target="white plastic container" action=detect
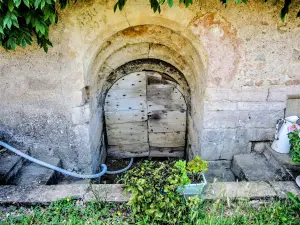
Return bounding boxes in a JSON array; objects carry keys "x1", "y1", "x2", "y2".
[
  {"x1": 177, "y1": 173, "x2": 207, "y2": 196},
  {"x1": 271, "y1": 116, "x2": 299, "y2": 154}
]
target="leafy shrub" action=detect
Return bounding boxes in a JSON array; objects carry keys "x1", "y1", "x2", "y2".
[
  {"x1": 186, "y1": 156, "x2": 208, "y2": 173},
  {"x1": 0, "y1": 0, "x2": 60, "y2": 52},
  {"x1": 120, "y1": 159, "x2": 209, "y2": 224},
  {"x1": 186, "y1": 156, "x2": 208, "y2": 183},
  {"x1": 288, "y1": 124, "x2": 300, "y2": 164}
]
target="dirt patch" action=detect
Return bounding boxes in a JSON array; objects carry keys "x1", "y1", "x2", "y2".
[
  {"x1": 99, "y1": 157, "x2": 175, "y2": 184},
  {"x1": 100, "y1": 158, "x2": 138, "y2": 184}
]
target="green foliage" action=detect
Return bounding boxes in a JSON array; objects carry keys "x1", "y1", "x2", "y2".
[
  {"x1": 186, "y1": 156, "x2": 208, "y2": 182},
  {"x1": 1, "y1": 192, "x2": 300, "y2": 224},
  {"x1": 288, "y1": 125, "x2": 300, "y2": 164},
  {"x1": 1, "y1": 197, "x2": 131, "y2": 225},
  {"x1": 0, "y1": 0, "x2": 60, "y2": 52},
  {"x1": 0, "y1": 0, "x2": 299, "y2": 52},
  {"x1": 186, "y1": 156, "x2": 208, "y2": 173},
  {"x1": 120, "y1": 160, "x2": 191, "y2": 224}
]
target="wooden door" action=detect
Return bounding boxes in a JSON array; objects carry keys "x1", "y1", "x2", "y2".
[{"x1": 105, "y1": 71, "x2": 186, "y2": 158}]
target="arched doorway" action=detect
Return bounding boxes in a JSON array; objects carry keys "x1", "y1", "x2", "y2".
[
  {"x1": 84, "y1": 22, "x2": 207, "y2": 172},
  {"x1": 104, "y1": 71, "x2": 187, "y2": 158}
]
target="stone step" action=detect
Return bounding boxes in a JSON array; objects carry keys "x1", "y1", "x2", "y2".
[
  {"x1": 263, "y1": 144, "x2": 300, "y2": 179},
  {"x1": 0, "y1": 151, "x2": 27, "y2": 185},
  {"x1": 11, "y1": 155, "x2": 62, "y2": 185},
  {"x1": 206, "y1": 160, "x2": 236, "y2": 182},
  {"x1": 231, "y1": 153, "x2": 291, "y2": 181}
]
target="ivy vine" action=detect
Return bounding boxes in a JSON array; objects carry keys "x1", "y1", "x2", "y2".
[{"x1": 0, "y1": 0, "x2": 299, "y2": 52}]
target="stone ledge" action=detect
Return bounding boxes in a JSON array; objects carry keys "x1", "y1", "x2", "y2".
[
  {"x1": 269, "y1": 181, "x2": 300, "y2": 198},
  {"x1": 202, "y1": 181, "x2": 276, "y2": 199},
  {"x1": 0, "y1": 182, "x2": 299, "y2": 205}
]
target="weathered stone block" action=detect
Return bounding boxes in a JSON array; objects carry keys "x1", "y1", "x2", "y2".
[
  {"x1": 201, "y1": 129, "x2": 226, "y2": 142},
  {"x1": 11, "y1": 155, "x2": 61, "y2": 185},
  {"x1": 72, "y1": 104, "x2": 90, "y2": 125},
  {"x1": 268, "y1": 85, "x2": 300, "y2": 101},
  {"x1": 200, "y1": 141, "x2": 223, "y2": 161},
  {"x1": 204, "y1": 88, "x2": 231, "y2": 101},
  {"x1": 286, "y1": 98, "x2": 300, "y2": 117},
  {"x1": 222, "y1": 139, "x2": 249, "y2": 159},
  {"x1": 205, "y1": 87, "x2": 268, "y2": 102},
  {"x1": 238, "y1": 110, "x2": 284, "y2": 128},
  {"x1": 204, "y1": 101, "x2": 238, "y2": 111},
  {"x1": 203, "y1": 182, "x2": 277, "y2": 200},
  {"x1": 246, "y1": 128, "x2": 275, "y2": 141},
  {"x1": 231, "y1": 153, "x2": 289, "y2": 181},
  {"x1": 230, "y1": 87, "x2": 269, "y2": 102},
  {"x1": 269, "y1": 181, "x2": 300, "y2": 198},
  {"x1": 203, "y1": 111, "x2": 239, "y2": 128},
  {"x1": 238, "y1": 102, "x2": 286, "y2": 111}
]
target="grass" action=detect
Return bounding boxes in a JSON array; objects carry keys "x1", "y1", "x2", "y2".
[{"x1": 0, "y1": 196, "x2": 299, "y2": 225}]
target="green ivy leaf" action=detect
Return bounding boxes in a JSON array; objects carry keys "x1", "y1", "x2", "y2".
[
  {"x1": 23, "y1": 0, "x2": 30, "y2": 7},
  {"x1": 12, "y1": 18, "x2": 19, "y2": 28},
  {"x1": 14, "y1": 0, "x2": 22, "y2": 7},
  {"x1": 35, "y1": 21, "x2": 46, "y2": 34},
  {"x1": 8, "y1": 0, "x2": 15, "y2": 12},
  {"x1": 280, "y1": 0, "x2": 292, "y2": 21},
  {"x1": 40, "y1": 0, "x2": 46, "y2": 9},
  {"x1": 34, "y1": 0, "x2": 42, "y2": 9},
  {"x1": 7, "y1": 37, "x2": 17, "y2": 49},
  {"x1": 21, "y1": 39, "x2": 27, "y2": 48},
  {"x1": 167, "y1": 0, "x2": 173, "y2": 8},
  {"x1": 3, "y1": 13, "x2": 13, "y2": 29}
]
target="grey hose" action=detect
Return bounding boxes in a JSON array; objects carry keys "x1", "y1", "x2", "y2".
[{"x1": 0, "y1": 141, "x2": 133, "y2": 179}]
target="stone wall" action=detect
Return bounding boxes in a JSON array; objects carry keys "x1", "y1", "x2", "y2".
[{"x1": 0, "y1": 0, "x2": 299, "y2": 172}]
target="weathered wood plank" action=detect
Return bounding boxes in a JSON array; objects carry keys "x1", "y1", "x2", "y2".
[
  {"x1": 147, "y1": 99, "x2": 186, "y2": 112},
  {"x1": 105, "y1": 97, "x2": 147, "y2": 112},
  {"x1": 148, "y1": 121, "x2": 186, "y2": 132},
  {"x1": 147, "y1": 84, "x2": 186, "y2": 112},
  {"x1": 149, "y1": 147, "x2": 184, "y2": 158},
  {"x1": 149, "y1": 132, "x2": 185, "y2": 147},
  {"x1": 109, "y1": 72, "x2": 146, "y2": 90},
  {"x1": 147, "y1": 84, "x2": 176, "y2": 98},
  {"x1": 148, "y1": 111, "x2": 186, "y2": 132},
  {"x1": 107, "y1": 144, "x2": 149, "y2": 158},
  {"x1": 106, "y1": 87, "x2": 146, "y2": 100},
  {"x1": 108, "y1": 144, "x2": 149, "y2": 153},
  {"x1": 107, "y1": 150, "x2": 149, "y2": 158},
  {"x1": 107, "y1": 122, "x2": 148, "y2": 145},
  {"x1": 105, "y1": 110, "x2": 147, "y2": 125},
  {"x1": 148, "y1": 111, "x2": 186, "y2": 123}
]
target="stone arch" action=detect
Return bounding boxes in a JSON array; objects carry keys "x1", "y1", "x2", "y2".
[{"x1": 84, "y1": 20, "x2": 207, "y2": 172}]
